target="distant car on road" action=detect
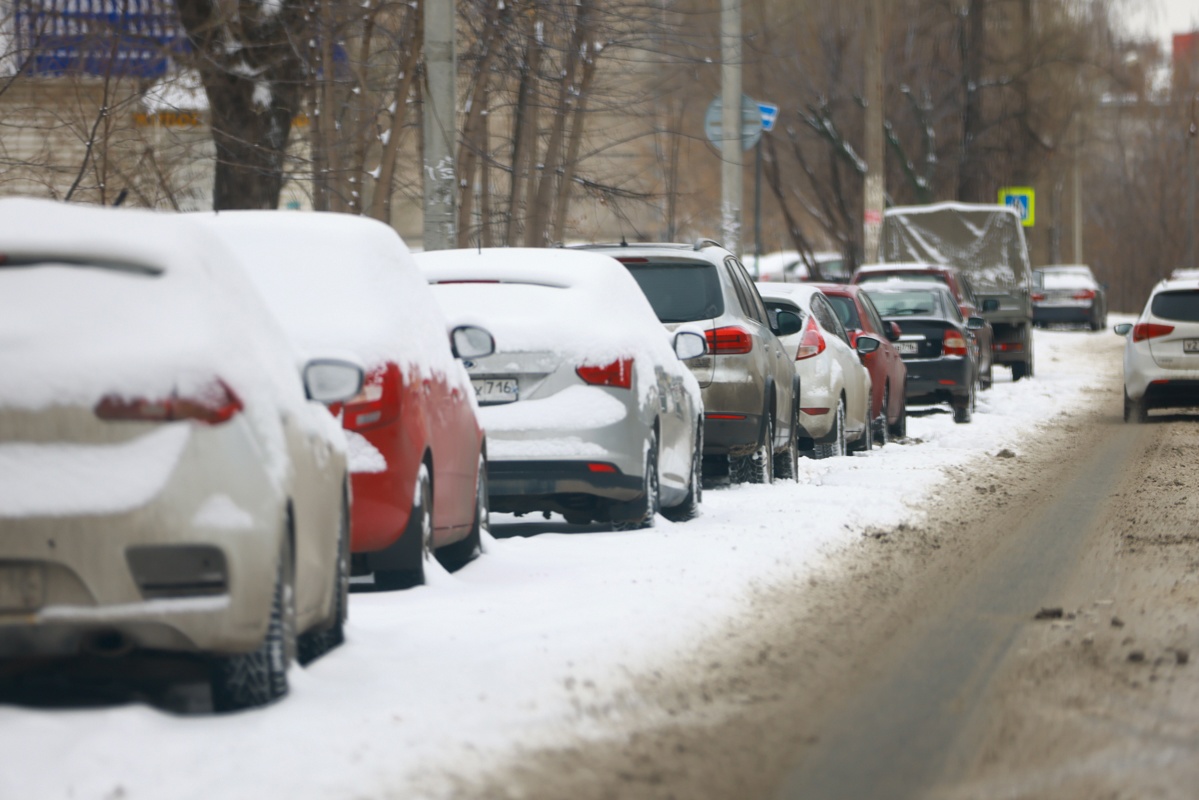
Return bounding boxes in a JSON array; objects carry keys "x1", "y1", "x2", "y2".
[
  {"x1": 862, "y1": 280, "x2": 987, "y2": 424},
  {"x1": 417, "y1": 248, "x2": 706, "y2": 528},
  {"x1": 0, "y1": 199, "x2": 363, "y2": 711},
  {"x1": 1032, "y1": 265, "x2": 1107, "y2": 331},
  {"x1": 575, "y1": 241, "x2": 803, "y2": 483},
  {"x1": 756, "y1": 283, "x2": 876, "y2": 458},
  {"x1": 752, "y1": 250, "x2": 851, "y2": 283},
  {"x1": 1115, "y1": 276, "x2": 1199, "y2": 422}
]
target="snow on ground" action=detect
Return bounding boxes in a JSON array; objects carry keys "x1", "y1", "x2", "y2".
[{"x1": 0, "y1": 326, "x2": 1127, "y2": 800}]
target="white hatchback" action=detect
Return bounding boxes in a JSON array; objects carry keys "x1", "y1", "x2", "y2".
[{"x1": 1115, "y1": 278, "x2": 1199, "y2": 422}]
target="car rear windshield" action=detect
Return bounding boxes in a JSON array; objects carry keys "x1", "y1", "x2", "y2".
[
  {"x1": 1151, "y1": 290, "x2": 1199, "y2": 322},
  {"x1": 621, "y1": 261, "x2": 724, "y2": 323},
  {"x1": 823, "y1": 295, "x2": 861, "y2": 330},
  {"x1": 859, "y1": 272, "x2": 945, "y2": 285},
  {"x1": 864, "y1": 290, "x2": 944, "y2": 318}
]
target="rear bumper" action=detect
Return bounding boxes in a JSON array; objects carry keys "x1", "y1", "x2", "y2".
[
  {"x1": 702, "y1": 413, "x2": 763, "y2": 456},
  {"x1": 902, "y1": 357, "x2": 973, "y2": 404},
  {"x1": 1034, "y1": 305, "x2": 1094, "y2": 324},
  {"x1": 488, "y1": 460, "x2": 644, "y2": 515},
  {"x1": 1130, "y1": 378, "x2": 1199, "y2": 409}
]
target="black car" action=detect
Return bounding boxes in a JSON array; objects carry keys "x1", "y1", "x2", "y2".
[{"x1": 860, "y1": 281, "x2": 987, "y2": 424}]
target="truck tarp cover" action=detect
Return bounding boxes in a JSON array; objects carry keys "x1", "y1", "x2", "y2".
[{"x1": 880, "y1": 203, "x2": 1030, "y2": 293}]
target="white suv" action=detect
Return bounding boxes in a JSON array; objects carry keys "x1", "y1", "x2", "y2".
[{"x1": 1115, "y1": 277, "x2": 1199, "y2": 422}]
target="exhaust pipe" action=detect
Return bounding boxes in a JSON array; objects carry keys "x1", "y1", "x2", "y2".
[{"x1": 82, "y1": 630, "x2": 135, "y2": 658}]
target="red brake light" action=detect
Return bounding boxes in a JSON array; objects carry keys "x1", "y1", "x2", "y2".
[
  {"x1": 705, "y1": 326, "x2": 753, "y2": 355},
  {"x1": 1072, "y1": 289, "x2": 1096, "y2": 301},
  {"x1": 1031, "y1": 292, "x2": 1046, "y2": 302},
  {"x1": 94, "y1": 380, "x2": 243, "y2": 425},
  {"x1": 576, "y1": 358, "x2": 633, "y2": 389},
  {"x1": 338, "y1": 363, "x2": 402, "y2": 431},
  {"x1": 795, "y1": 317, "x2": 826, "y2": 360},
  {"x1": 1132, "y1": 323, "x2": 1174, "y2": 342},
  {"x1": 942, "y1": 331, "x2": 968, "y2": 356}
]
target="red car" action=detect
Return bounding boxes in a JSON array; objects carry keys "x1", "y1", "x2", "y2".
[
  {"x1": 197, "y1": 212, "x2": 494, "y2": 590},
  {"x1": 812, "y1": 283, "x2": 909, "y2": 442}
]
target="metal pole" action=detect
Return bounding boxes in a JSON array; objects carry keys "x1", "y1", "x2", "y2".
[
  {"x1": 423, "y1": 0, "x2": 457, "y2": 251},
  {"x1": 720, "y1": 0, "x2": 742, "y2": 256},
  {"x1": 754, "y1": 138, "x2": 762, "y2": 275},
  {"x1": 1189, "y1": 93, "x2": 1197, "y2": 272},
  {"x1": 862, "y1": 0, "x2": 884, "y2": 263}
]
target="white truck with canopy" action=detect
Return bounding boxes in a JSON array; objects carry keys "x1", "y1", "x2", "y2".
[{"x1": 877, "y1": 202, "x2": 1035, "y2": 380}]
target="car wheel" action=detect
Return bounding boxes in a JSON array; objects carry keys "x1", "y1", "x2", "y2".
[
  {"x1": 980, "y1": 358, "x2": 993, "y2": 390},
  {"x1": 298, "y1": 491, "x2": 350, "y2": 666},
  {"x1": 749, "y1": 414, "x2": 774, "y2": 484},
  {"x1": 953, "y1": 384, "x2": 974, "y2": 424},
  {"x1": 211, "y1": 533, "x2": 296, "y2": 712},
  {"x1": 374, "y1": 465, "x2": 432, "y2": 590},
  {"x1": 613, "y1": 430, "x2": 660, "y2": 530},
  {"x1": 436, "y1": 455, "x2": 488, "y2": 571},
  {"x1": 1124, "y1": 390, "x2": 1148, "y2": 424},
  {"x1": 874, "y1": 385, "x2": 890, "y2": 447},
  {"x1": 664, "y1": 422, "x2": 703, "y2": 522},
  {"x1": 1011, "y1": 361, "x2": 1027, "y2": 381},
  {"x1": 773, "y1": 406, "x2": 800, "y2": 481},
  {"x1": 888, "y1": 384, "x2": 907, "y2": 439},
  {"x1": 813, "y1": 399, "x2": 847, "y2": 459}
]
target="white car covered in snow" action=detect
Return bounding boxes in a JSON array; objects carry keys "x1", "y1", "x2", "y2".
[
  {"x1": 756, "y1": 282, "x2": 876, "y2": 457},
  {"x1": 1115, "y1": 276, "x2": 1199, "y2": 422},
  {"x1": 416, "y1": 248, "x2": 706, "y2": 528},
  {"x1": 0, "y1": 199, "x2": 362, "y2": 711}
]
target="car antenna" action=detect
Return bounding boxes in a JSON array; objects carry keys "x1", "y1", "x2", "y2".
[{"x1": 620, "y1": 235, "x2": 627, "y2": 247}]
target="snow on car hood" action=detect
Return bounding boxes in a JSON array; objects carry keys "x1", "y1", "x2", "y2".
[{"x1": 191, "y1": 211, "x2": 463, "y2": 391}]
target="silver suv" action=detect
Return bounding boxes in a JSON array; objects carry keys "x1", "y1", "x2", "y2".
[{"x1": 574, "y1": 241, "x2": 802, "y2": 483}]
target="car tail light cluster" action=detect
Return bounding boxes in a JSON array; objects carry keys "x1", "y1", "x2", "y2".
[
  {"x1": 795, "y1": 317, "x2": 826, "y2": 360},
  {"x1": 577, "y1": 358, "x2": 633, "y2": 389},
  {"x1": 94, "y1": 381, "x2": 243, "y2": 425},
  {"x1": 1031, "y1": 292, "x2": 1046, "y2": 302},
  {"x1": 705, "y1": 326, "x2": 753, "y2": 355},
  {"x1": 1072, "y1": 289, "x2": 1096, "y2": 301},
  {"x1": 1132, "y1": 323, "x2": 1174, "y2": 342},
  {"x1": 942, "y1": 331, "x2": 968, "y2": 356},
  {"x1": 334, "y1": 362, "x2": 402, "y2": 431}
]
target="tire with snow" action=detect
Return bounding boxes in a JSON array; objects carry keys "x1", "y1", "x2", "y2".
[
  {"x1": 774, "y1": 406, "x2": 800, "y2": 480},
  {"x1": 211, "y1": 535, "x2": 295, "y2": 712},
  {"x1": 888, "y1": 385, "x2": 908, "y2": 440},
  {"x1": 298, "y1": 492, "x2": 349, "y2": 666},
  {"x1": 375, "y1": 465, "x2": 432, "y2": 590},
  {"x1": 612, "y1": 430, "x2": 660, "y2": 530},
  {"x1": 663, "y1": 423, "x2": 702, "y2": 522},
  {"x1": 813, "y1": 399, "x2": 847, "y2": 459},
  {"x1": 1124, "y1": 391, "x2": 1148, "y2": 424},
  {"x1": 436, "y1": 455, "x2": 488, "y2": 571},
  {"x1": 873, "y1": 385, "x2": 890, "y2": 447},
  {"x1": 749, "y1": 414, "x2": 775, "y2": 484}
]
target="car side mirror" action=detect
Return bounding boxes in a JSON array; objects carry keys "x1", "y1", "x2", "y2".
[
  {"x1": 855, "y1": 334, "x2": 881, "y2": 356},
  {"x1": 673, "y1": 330, "x2": 707, "y2": 360},
  {"x1": 982, "y1": 298, "x2": 1000, "y2": 312},
  {"x1": 966, "y1": 316, "x2": 987, "y2": 330},
  {"x1": 450, "y1": 325, "x2": 495, "y2": 359},
  {"x1": 886, "y1": 321, "x2": 902, "y2": 341},
  {"x1": 1113, "y1": 323, "x2": 1132, "y2": 336},
  {"x1": 303, "y1": 359, "x2": 364, "y2": 403},
  {"x1": 772, "y1": 309, "x2": 803, "y2": 337}
]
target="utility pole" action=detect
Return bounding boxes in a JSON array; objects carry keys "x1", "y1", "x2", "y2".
[
  {"x1": 862, "y1": 0, "x2": 884, "y2": 263},
  {"x1": 423, "y1": 0, "x2": 457, "y2": 251},
  {"x1": 720, "y1": 0, "x2": 742, "y2": 255},
  {"x1": 1189, "y1": 92, "x2": 1198, "y2": 272}
]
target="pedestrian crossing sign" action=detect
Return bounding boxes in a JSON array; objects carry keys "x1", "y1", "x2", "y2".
[{"x1": 998, "y1": 187, "x2": 1035, "y2": 227}]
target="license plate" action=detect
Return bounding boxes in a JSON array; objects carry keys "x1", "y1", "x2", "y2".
[
  {"x1": 472, "y1": 378, "x2": 518, "y2": 404},
  {"x1": 0, "y1": 564, "x2": 44, "y2": 611},
  {"x1": 1185, "y1": 339, "x2": 1199, "y2": 353},
  {"x1": 896, "y1": 342, "x2": 920, "y2": 355}
]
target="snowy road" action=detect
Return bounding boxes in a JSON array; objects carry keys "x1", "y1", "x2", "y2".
[{"x1": 1, "y1": 325, "x2": 1129, "y2": 800}]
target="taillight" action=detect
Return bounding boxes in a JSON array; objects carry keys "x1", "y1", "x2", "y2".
[
  {"x1": 705, "y1": 326, "x2": 753, "y2": 355},
  {"x1": 577, "y1": 358, "x2": 633, "y2": 389},
  {"x1": 1031, "y1": 292, "x2": 1046, "y2": 302},
  {"x1": 943, "y1": 331, "x2": 968, "y2": 356},
  {"x1": 94, "y1": 380, "x2": 243, "y2": 425},
  {"x1": 338, "y1": 363, "x2": 402, "y2": 431},
  {"x1": 795, "y1": 317, "x2": 826, "y2": 360},
  {"x1": 1132, "y1": 323, "x2": 1174, "y2": 342},
  {"x1": 1072, "y1": 289, "x2": 1096, "y2": 301}
]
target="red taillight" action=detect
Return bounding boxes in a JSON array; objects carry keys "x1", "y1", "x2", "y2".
[
  {"x1": 1031, "y1": 292, "x2": 1046, "y2": 302},
  {"x1": 337, "y1": 363, "x2": 402, "y2": 431},
  {"x1": 705, "y1": 326, "x2": 753, "y2": 355},
  {"x1": 1132, "y1": 323, "x2": 1175, "y2": 342},
  {"x1": 1072, "y1": 289, "x2": 1096, "y2": 301},
  {"x1": 587, "y1": 462, "x2": 619, "y2": 473},
  {"x1": 943, "y1": 331, "x2": 968, "y2": 356},
  {"x1": 576, "y1": 358, "x2": 633, "y2": 389},
  {"x1": 795, "y1": 317, "x2": 826, "y2": 360},
  {"x1": 94, "y1": 381, "x2": 243, "y2": 425}
]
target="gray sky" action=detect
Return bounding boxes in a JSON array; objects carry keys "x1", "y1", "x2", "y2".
[{"x1": 1122, "y1": 0, "x2": 1199, "y2": 49}]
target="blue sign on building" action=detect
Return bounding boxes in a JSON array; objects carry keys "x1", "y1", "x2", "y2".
[{"x1": 14, "y1": 0, "x2": 189, "y2": 79}]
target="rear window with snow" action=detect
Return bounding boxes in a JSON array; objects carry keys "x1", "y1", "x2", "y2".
[
  {"x1": 620, "y1": 261, "x2": 723, "y2": 323},
  {"x1": 1151, "y1": 290, "x2": 1199, "y2": 322},
  {"x1": 858, "y1": 271, "x2": 945, "y2": 286},
  {"x1": 864, "y1": 290, "x2": 947, "y2": 318}
]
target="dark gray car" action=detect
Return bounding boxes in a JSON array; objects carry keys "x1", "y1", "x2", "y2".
[{"x1": 573, "y1": 241, "x2": 803, "y2": 483}]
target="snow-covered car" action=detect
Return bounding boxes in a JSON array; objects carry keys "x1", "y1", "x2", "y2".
[
  {"x1": 862, "y1": 280, "x2": 987, "y2": 424},
  {"x1": 1115, "y1": 277, "x2": 1199, "y2": 422},
  {"x1": 416, "y1": 248, "x2": 705, "y2": 528},
  {"x1": 752, "y1": 250, "x2": 850, "y2": 283},
  {"x1": 576, "y1": 242, "x2": 803, "y2": 484},
  {"x1": 756, "y1": 283, "x2": 875, "y2": 457},
  {"x1": 194, "y1": 212, "x2": 494, "y2": 589},
  {"x1": 1032, "y1": 265, "x2": 1107, "y2": 331},
  {"x1": 0, "y1": 199, "x2": 363, "y2": 711}
]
